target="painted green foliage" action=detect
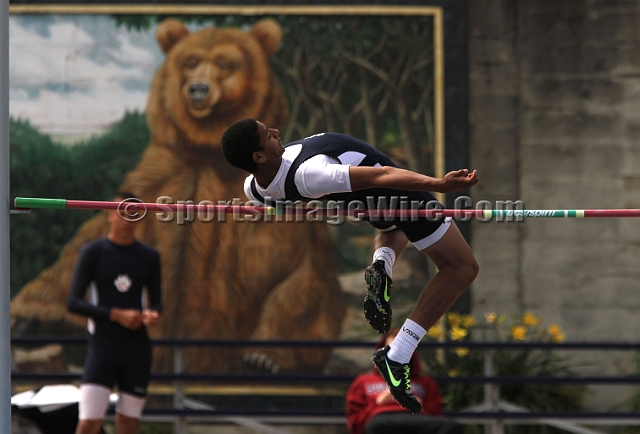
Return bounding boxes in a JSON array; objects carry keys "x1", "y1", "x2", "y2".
[{"x1": 10, "y1": 113, "x2": 149, "y2": 297}]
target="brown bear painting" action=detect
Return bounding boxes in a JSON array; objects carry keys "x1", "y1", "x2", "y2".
[{"x1": 10, "y1": 18, "x2": 347, "y2": 374}]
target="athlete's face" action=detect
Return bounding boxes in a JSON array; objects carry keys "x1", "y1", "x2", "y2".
[
  {"x1": 108, "y1": 201, "x2": 138, "y2": 238},
  {"x1": 255, "y1": 121, "x2": 284, "y2": 162}
]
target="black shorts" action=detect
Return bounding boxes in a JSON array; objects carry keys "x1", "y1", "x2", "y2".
[
  {"x1": 365, "y1": 190, "x2": 450, "y2": 250},
  {"x1": 82, "y1": 337, "x2": 152, "y2": 397}
]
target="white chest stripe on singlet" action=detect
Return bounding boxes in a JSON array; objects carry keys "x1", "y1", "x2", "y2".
[
  {"x1": 245, "y1": 146, "x2": 385, "y2": 203},
  {"x1": 337, "y1": 151, "x2": 366, "y2": 166}
]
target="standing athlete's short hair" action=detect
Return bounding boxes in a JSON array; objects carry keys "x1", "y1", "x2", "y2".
[
  {"x1": 221, "y1": 118, "x2": 262, "y2": 173},
  {"x1": 114, "y1": 191, "x2": 137, "y2": 201}
]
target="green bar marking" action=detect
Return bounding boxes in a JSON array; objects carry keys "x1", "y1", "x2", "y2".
[{"x1": 14, "y1": 197, "x2": 67, "y2": 209}]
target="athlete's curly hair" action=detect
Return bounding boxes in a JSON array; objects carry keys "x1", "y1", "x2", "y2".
[{"x1": 221, "y1": 118, "x2": 262, "y2": 173}]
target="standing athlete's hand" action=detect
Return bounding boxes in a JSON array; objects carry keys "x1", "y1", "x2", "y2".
[
  {"x1": 110, "y1": 308, "x2": 143, "y2": 330},
  {"x1": 142, "y1": 309, "x2": 160, "y2": 327}
]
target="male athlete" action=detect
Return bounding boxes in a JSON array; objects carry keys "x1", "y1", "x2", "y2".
[
  {"x1": 67, "y1": 192, "x2": 162, "y2": 434},
  {"x1": 221, "y1": 119, "x2": 478, "y2": 413}
]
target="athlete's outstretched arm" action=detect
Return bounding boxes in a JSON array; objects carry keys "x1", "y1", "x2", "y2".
[{"x1": 348, "y1": 166, "x2": 478, "y2": 193}]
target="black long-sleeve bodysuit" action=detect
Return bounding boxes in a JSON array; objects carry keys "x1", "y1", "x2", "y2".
[{"x1": 67, "y1": 238, "x2": 162, "y2": 396}]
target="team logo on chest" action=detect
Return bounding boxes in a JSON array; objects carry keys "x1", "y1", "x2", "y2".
[{"x1": 114, "y1": 274, "x2": 132, "y2": 293}]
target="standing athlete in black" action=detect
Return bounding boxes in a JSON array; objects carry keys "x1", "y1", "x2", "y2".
[
  {"x1": 67, "y1": 192, "x2": 162, "y2": 434},
  {"x1": 221, "y1": 119, "x2": 479, "y2": 413}
]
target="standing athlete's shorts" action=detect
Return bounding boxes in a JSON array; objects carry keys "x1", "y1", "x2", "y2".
[{"x1": 81, "y1": 337, "x2": 152, "y2": 397}]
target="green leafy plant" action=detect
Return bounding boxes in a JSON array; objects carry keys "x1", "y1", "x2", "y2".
[
  {"x1": 611, "y1": 351, "x2": 640, "y2": 433},
  {"x1": 419, "y1": 312, "x2": 585, "y2": 434}
]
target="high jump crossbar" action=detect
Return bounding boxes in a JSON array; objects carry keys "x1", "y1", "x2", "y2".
[{"x1": 12, "y1": 197, "x2": 640, "y2": 219}]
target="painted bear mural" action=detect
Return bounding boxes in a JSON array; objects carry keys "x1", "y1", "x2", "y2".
[{"x1": 11, "y1": 18, "x2": 347, "y2": 373}]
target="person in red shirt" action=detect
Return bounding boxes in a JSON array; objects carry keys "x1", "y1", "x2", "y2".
[{"x1": 346, "y1": 328, "x2": 462, "y2": 434}]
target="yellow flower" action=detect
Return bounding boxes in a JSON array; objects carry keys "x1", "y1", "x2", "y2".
[
  {"x1": 485, "y1": 312, "x2": 497, "y2": 323},
  {"x1": 450, "y1": 326, "x2": 468, "y2": 341},
  {"x1": 454, "y1": 347, "x2": 469, "y2": 357},
  {"x1": 447, "y1": 312, "x2": 461, "y2": 327},
  {"x1": 462, "y1": 315, "x2": 477, "y2": 328},
  {"x1": 548, "y1": 324, "x2": 565, "y2": 343},
  {"x1": 511, "y1": 325, "x2": 527, "y2": 340},
  {"x1": 548, "y1": 324, "x2": 561, "y2": 335},
  {"x1": 448, "y1": 368, "x2": 459, "y2": 377},
  {"x1": 522, "y1": 312, "x2": 542, "y2": 326},
  {"x1": 427, "y1": 324, "x2": 444, "y2": 339}
]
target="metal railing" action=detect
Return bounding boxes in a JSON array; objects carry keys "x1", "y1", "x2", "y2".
[{"x1": 11, "y1": 338, "x2": 640, "y2": 434}]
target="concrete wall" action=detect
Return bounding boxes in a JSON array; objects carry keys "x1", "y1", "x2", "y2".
[{"x1": 468, "y1": 0, "x2": 640, "y2": 408}]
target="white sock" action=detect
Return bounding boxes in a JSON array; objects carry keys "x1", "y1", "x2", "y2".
[
  {"x1": 387, "y1": 319, "x2": 426, "y2": 364},
  {"x1": 372, "y1": 247, "x2": 395, "y2": 278}
]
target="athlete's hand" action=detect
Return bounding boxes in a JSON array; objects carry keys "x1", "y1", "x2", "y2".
[
  {"x1": 440, "y1": 169, "x2": 478, "y2": 193},
  {"x1": 142, "y1": 309, "x2": 160, "y2": 327},
  {"x1": 110, "y1": 308, "x2": 143, "y2": 330},
  {"x1": 375, "y1": 389, "x2": 396, "y2": 405}
]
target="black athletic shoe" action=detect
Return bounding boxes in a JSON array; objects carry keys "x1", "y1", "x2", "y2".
[
  {"x1": 363, "y1": 260, "x2": 392, "y2": 333},
  {"x1": 371, "y1": 345, "x2": 422, "y2": 414}
]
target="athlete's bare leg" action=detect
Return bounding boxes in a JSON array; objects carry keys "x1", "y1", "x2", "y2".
[
  {"x1": 370, "y1": 222, "x2": 478, "y2": 414},
  {"x1": 373, "y1": 228, "x2": 409, "y2": 258},
  {"x1": 116, "y1": 413, "x2": 139, "y2": 434},
  {"x1": 408, "y1": 222, "x2": 478, "y2": 330},
  {"x1": 75, "y1": 419, "x2": 103, "y2": 434}
]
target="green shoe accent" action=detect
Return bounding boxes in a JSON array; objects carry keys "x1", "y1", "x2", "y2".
[
  {"x1": 385, "y1": 359, "x2": 402, "y2": 387},
  {"x1": 383, "y1": 280, "x2": 390, "y2": 302}
]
